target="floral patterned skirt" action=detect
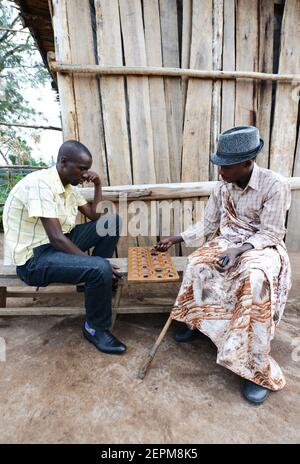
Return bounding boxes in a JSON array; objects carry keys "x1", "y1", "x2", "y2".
[{"x1": 171, "y1": 238, "x2": 287, "y2": 391}]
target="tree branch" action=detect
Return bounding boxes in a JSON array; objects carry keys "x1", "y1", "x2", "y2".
[
  {"x1": 0, "y1": 121, "x2": 62, "y2": 131},
  {"x1": 0, "y1": 16, "x2": 20, "y2": 43}
]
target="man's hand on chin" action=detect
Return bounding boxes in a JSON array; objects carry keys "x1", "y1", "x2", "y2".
[{"x1": 82, "y1": 171, "x2": 101, "y2": 186}]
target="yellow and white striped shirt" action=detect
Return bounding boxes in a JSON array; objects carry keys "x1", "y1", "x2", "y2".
[{"x1": 3, "y1": 166, "x2": 87, "y2": 266}]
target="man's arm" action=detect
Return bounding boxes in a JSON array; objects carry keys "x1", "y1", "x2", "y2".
[
  {"x1": 155, "y1": 184, "x2": 222, "y2": 251},
  {"x1": 40, "y1": 218, "x2": 122, "y2": 278},
  {"x1": 40, "y1": 218, "x2": 86, "y2": 255},
  {"x1": 216, "y1": 179, "x2": 291, "y2": 271},
  {"x1": 243, "y1": 179, "x2": 291, "y2": 250},
  {"x1": 78, "y1": 171, "x2": 102, "y2": 221}
]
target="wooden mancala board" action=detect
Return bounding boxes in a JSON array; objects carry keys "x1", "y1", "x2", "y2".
[{"x1": 127, "y1": 247, "x2": 180, "y2": 283}]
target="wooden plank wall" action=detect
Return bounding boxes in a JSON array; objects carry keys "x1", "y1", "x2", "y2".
[{"x1": 51, "y1": 0, "x2": 300, "y2": 252}]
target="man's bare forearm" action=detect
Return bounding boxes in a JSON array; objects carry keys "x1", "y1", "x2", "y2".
[
  {"x1": 91, "y1": 183, "x2": 102, "y2": 219},
  {"x1": 51, "y1": 234, "x2": 86, "y2": 256}
]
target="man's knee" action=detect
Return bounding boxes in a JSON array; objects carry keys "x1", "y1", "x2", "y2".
[
  {"x1": 87, "y1": 257, "x2": 112, "y2": 285},
  {"x1": 249, "y1": 269, "x2": 269, "y2": 303}
]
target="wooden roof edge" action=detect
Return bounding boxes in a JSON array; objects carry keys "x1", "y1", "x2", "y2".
[{"x1": 13, "y1": 0, "x2": 57, "y2": 89}]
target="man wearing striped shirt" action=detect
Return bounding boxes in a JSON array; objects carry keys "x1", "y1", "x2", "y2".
[{"x1": 3, "y1": 140, "x2": 126, "y2": 355}]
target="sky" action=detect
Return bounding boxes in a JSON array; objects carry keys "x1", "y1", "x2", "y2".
[{"x1": 23, "y1": 83, "x2": 63, "y2": 165}]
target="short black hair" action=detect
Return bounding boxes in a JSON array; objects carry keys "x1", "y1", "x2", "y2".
[{"x1": 57, "y1": 140, "x2": 92, "y2": 161}]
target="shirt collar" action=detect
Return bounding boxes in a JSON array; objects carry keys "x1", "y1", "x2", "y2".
[
  {"x1": 247, "y1": 162, "x2": 260, "y2": 191},
  {"x1": 49, "y1": 166, "x2": 71, "y2": 195},
  {"x1": 227, "y1": 162, "x2": 260, "y2": 191}
]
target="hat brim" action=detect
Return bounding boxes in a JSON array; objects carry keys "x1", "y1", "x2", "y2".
[{"x1": 210, "y1": 139, "x2": 264, "y2": 166}]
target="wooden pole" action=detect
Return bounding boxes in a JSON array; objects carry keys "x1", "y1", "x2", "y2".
[
  {"x1": 79, "y1": 176, "x2": 300, "y2": 202},
  {"x1": 137, "y1": 226, "x2": 220, "y2": 380},
  {"x1": 49, "y1": 61, "x2": 300, "y2": 83}
]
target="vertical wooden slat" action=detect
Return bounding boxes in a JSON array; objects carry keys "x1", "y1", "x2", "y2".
[
  {"x1": 286, "y1": 131, "x2": 300, "y2": 251},
  {"x1": 63, "y1": 0, "x2": 108, "y2": 183},
  {"x1": 119, "y1": 0, "x2": 156, "y2": 250},
  {"x1": 210, "y1": 0, "x2": 224, "y2": 181},
  {"x1": 181, "y1": 0, "x2": 213, "y2": 182},
  {"x1": 51, "y1": 0, "x2": 78, "y2": 140},
  {"x1": 235, "y1": 0, "x2": 258, "y2": 126},
  {"x1": 221, "y1": 0, "x2": 235, "y2": 132},
  {"x1": 270, "y1": 0, "x2": 300, "y2": 176},
  {"x1": 143, "y1": 0, "x2": 171, "y2": 183},
  {"x1": 95, "y1": 0, "x2": 132, "y2": 186},
  {"x1": 160, "y1": 0, "x2": 183, "y2": 183},
  {"x1": 119, "y1": 0, "x2": 156, "y2": 185},
  {"x1": 256, "y1": 0, "x2": 274, "y2": 169},
  {"x1": 181, "y1": 0, "x2": 192, "y2": 114},
  {"x1": 180, "y1": 0, "x2": 194, "y2": 256}
]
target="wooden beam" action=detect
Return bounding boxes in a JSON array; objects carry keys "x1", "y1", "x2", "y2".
[
  {"x1": 76, "y1": 177, "x2": 300, "y2": 202},
  {"x1": 0, "y1": 306, "x2": 173, "y2": 317},
  {"x1": 49, "y1": 62, "x2": 300, "y2": 82}
]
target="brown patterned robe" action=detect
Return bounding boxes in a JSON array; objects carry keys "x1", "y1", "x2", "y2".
[{"x1": 172, "y1": 187, "x2": 291, "y2": 390}]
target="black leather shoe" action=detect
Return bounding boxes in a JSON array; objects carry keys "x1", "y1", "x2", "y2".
[
  {"x1": 83, "y1": 325, "x2": 126, "y2": 354},
  {"x1": 175, "y1": 325, "x2": 201, "y2": 342},
  {"x1": 243, "y1": 379, "x2": 270, "y2": 404}
]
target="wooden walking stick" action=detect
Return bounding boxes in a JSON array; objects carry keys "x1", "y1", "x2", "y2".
[
  {"x1": 138, "y1": 314, "x2": 172, "y2": 379},
  {"x1": 137, "y1": 226, "x2": 219, "y2": 380}
]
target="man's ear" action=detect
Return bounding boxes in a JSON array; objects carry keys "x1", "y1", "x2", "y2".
[{"x1": 59, "y1": 155, "x2": 67, "y2": 167}]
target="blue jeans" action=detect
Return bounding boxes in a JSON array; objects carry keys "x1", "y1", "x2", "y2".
[{"x1": 16, "y1": 214, "x2": 121, "y2": 330}]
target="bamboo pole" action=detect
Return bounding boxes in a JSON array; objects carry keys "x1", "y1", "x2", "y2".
[{"x1": 49, "y1": 61, "x2": 300, "y2": 82}]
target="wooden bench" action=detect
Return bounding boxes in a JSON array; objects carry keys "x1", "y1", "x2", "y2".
[
  {"x1": 0, "y1": 180, "x2": 208, "y2": 323},
  {"x1": 0, "y1": 257, "x2": 187, "y2": 326},
  {"x1": 2, "y1": 175, "x2": 298, "y2": 323}
]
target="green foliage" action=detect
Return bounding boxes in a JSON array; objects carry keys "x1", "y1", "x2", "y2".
[
  {"x1": 0, "y1": 0, "x2": 48, "y2": 122},
  {"x1": 0, "y1": 0, "x2": 52, "y2": 168}
]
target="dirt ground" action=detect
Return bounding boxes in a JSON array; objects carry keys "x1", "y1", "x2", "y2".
[{"x1": 0, "y1": 234, "x2": 299, "y2": 444}]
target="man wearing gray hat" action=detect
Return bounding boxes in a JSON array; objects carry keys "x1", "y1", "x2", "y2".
[{"x1": 155, "y1": 126, "x2": 291, "y2": 404}]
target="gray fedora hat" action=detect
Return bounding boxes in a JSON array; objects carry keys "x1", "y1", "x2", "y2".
[{"x1": 211, "y1": 125, "x2": 264, "y2": 166}]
